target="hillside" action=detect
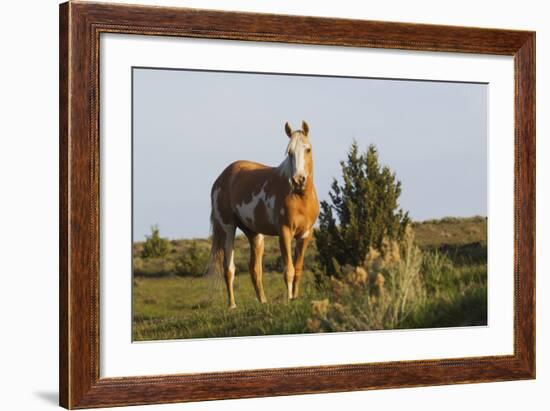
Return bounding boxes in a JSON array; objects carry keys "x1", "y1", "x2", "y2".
[{"x1": 132, "y1": 216, "x2": 487, "y2": 278}]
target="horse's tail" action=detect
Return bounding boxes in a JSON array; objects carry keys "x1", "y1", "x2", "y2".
[
  {"x1": 198, "y1": 201, "x2": 226, "y2": 307},
  {"x1": 205, "y1": 189, "x2": 225, "y2": 279},
  {"x1": 204, "y1": 199, "x2": 225, "y2": 280}
]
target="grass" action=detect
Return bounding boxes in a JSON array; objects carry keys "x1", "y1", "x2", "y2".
[
  {"x1": 132, "y1": 216, "x2": 487, "y2": 341},
  {"x1": 133, "y1": 271, "x2": 323, "y2": 340}
]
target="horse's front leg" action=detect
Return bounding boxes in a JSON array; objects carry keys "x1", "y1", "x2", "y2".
[
  {"x1": 292, "y1": 232, "x2": 312, "y2": 299},
  {"x1": 247, "y1": 232, "x2": 267, "y2": 303},
  {"x1": 278, "y1": 226, "x2": 295, "y2": 300}
]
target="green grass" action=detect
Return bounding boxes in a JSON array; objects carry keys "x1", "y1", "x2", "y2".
[
  {"x1": 133, "y1": 270, "x2": 323, "y2": 340},
  {"x1": 402, "y1": 263, "x2": 487, "y2": 329},
  {"x1": 132, "y1": 216, "x2": 487, "y2": 341}
]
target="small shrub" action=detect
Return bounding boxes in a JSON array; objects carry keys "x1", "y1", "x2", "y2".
[
  {"x1": 141, "y1": 225, "x2": 170, "y2": 258},
  {"x1": 421, "y1": 250, "x2": 457, "y2": 295},
  {"x1": 174, "y1": 241, "x2": 209, "y2": 277},
  {"x1": 315, "y1": 142, "x2": 410, "y2": 279}
]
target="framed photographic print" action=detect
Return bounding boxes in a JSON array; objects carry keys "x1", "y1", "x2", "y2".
[{"x1": 59, "y1": 1, "x2": 535, "y2": 408}]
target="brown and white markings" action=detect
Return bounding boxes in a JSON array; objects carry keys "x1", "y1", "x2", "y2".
[{"x1": 207, "y1": 121, "x2": 320, "y2": 308}]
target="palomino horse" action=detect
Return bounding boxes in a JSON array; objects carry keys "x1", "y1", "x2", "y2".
[{"x1": 207, "y1": 121, "x2": 320, "y2": 308}]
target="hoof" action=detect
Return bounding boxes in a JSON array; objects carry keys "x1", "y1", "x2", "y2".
[{"x1": 228, "y1": 304, "x2": 237, "y2": 310}]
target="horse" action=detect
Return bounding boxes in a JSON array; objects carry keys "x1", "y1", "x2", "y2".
[{"x1": 206, "y1": 121, "x2": 320, "y2": 309}]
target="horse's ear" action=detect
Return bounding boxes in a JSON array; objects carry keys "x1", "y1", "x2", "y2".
[
  {"x1": 302, "y1": 121, "x2": 310, "y2": 136},
  {"x1": 284, "y1": 122, "x2": 293, "y2": 138}
]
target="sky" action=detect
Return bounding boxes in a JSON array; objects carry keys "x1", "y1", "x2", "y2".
[{"x1": 133, "y1": 68, "x2": 487, "y2": 240}]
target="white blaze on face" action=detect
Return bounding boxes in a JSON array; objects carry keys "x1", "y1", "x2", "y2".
[{"x1": 287, "y1": 133, "x2": 310, "y2": 182}]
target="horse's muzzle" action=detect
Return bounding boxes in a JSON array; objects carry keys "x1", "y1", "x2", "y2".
[
  {"x1": 292, "y1": 175, "x2": 306, "y2": 188},
  {"x1": 291, "y1": 175, "x2": 307, "y2": 193}
]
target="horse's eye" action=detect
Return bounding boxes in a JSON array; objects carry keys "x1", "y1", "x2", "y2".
[{"x1": 306, "y1": 148, "x2": 311, "y2": 153}]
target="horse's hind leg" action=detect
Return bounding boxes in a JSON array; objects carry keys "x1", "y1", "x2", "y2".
[
  {"x1": 247, "y1": 233, "x2": 267, "y2": 303},
  {"x1": 211, "y1": 184, "x2": 237, "y2": 309},
  {"x1": 222, "y1": 224, "x2": 237, "y2": 309}
]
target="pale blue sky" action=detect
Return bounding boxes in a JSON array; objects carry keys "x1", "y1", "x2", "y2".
[{"x1": 133, "y1": 68, "x2": 487, "y2": 240}]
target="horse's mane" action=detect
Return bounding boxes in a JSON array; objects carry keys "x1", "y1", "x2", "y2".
[
  {"x1": 277, "y1": 132, "x2": 305, "y2": 180},
  {"x1": 276, "y1": 156, "x2": 292, "y2": 180}
]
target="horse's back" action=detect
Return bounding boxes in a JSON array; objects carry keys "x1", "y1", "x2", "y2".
[
  {"x1": 212, "y1": 161, "x2": 272, "y2": 192},
  {"x1": 223, "y1": 160, "x2": 271, "y2": 175}
]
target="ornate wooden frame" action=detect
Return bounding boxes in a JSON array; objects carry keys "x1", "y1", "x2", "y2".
[{"x1": 59, "y1": 1, "x2": 535, "y2": 408}]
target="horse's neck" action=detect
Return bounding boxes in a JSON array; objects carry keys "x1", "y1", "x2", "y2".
[{"x1": 301, "y1": 177, "x2": 316, "y2": 200}]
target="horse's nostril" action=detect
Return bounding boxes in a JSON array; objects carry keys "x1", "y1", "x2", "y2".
[{"x1": 293, "y1": 176, "x2": 304, "y2": 185}]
